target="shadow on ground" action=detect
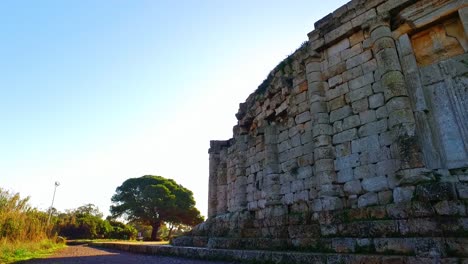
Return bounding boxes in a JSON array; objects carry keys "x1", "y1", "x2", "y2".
[{"x1": 16, "y1": 245, "x2": 239, "y2": 264}]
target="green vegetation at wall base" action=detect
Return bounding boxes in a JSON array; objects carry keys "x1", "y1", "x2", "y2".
[{"x1": 0, "y1": 239, "x2": 66, "y2": 263}]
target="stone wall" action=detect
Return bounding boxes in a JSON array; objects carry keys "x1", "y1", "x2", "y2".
[{"x1": 174, "y1": 0, "x2": 468, "y2": 261}]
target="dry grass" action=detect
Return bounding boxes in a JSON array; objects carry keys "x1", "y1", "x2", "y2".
[{"x1": 0, "y1": 188, "x2": 64, "y2": 263}]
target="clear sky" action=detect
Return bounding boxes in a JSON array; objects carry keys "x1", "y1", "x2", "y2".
[{"x1": 1, "y1": 0, "x2": 349, "y2": 218}]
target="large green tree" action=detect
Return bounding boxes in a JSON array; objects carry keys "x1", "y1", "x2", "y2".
[{"x1": 110, "y1": 175, "x2": 203, "y2": 240}]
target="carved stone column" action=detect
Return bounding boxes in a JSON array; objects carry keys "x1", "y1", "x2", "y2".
[
  {"x1": 370, "y1": 16, "x2": 423, "y2": 169},
  {"x1": 208, "y1": 140, "x2": 229, "y2": 218},
  {"x1": 264, "y1": 124, "x2": 281, "y2": 205}
]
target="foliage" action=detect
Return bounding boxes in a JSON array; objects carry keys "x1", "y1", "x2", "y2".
[
  {"x1": 111, "y1": 175, "x2": 204, "y2": 240},
  {"x1": 131, "y1": 222, "x2": 191, "y2": 241},
  {"x1": 0, "y1": 188, "x2": 65, "y2": 263},
  {"x1": 55, "y1": 204, "x2": 136, "y2": 240},
  {"x1": 0, "y1": 188, "x2": 50, "y2": 242}
]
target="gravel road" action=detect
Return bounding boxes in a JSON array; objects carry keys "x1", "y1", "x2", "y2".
[{"x1": 19, "y1": 245, "x2": 241, "y2": 264}]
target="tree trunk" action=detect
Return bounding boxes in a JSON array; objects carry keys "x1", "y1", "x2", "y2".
[
  {"x1": 167, "y1": 225, "x2": 174, "y2": 240},
  {"x1": 151, "y1": 221, "x2": 161, "y2": 241}
]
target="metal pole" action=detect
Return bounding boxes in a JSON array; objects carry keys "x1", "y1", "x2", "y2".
[{"x1": 47, "y1": 181, "x2": 60, "y2": 226}]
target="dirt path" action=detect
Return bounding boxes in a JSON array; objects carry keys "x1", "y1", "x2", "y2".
[{"x1": 18, "y1": 245, "x2": 240, "y2": 264}]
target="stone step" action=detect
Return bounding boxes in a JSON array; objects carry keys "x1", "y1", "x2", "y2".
[
  {"x1": 91, "y1": 242, "x2": 468, "y2": 264},
  {"x1": 175, "y1": 236, "x2": 468, "y2": 257}
]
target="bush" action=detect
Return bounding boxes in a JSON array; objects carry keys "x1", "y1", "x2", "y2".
[{"x1": 0, "y1": 188, "x2": 49, "y2": 242}]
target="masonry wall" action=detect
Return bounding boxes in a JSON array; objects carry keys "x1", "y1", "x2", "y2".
[{"x1": 175, "y1": 0, "x2": 468, "y2": 260}]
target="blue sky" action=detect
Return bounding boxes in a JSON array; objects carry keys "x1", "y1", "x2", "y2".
[{"x1": 0, "y1": 0, "x2": 348, "y2": 217}]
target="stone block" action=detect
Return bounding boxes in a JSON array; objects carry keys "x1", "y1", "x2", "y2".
[
  {"x1": 301, "y1": 131, "x2": 312, "y2": 145},
  {"x1": 313, "y1": 124, "x2": 333, "y2": 137},
  {"x1": 349, "y1": 72, "x2": 374, "y2": 90},
  {"x1": 333, "y1": 128, "x2": 358, "y2": 144},
  {"x1": 322, "y1": 197, "x2": 343, "y2": 211},
  {"x1": 382, "y1": 71, "x2": 408, "y2": 101},
  {"x1": 313, "y1": 135, "x2": 331, "y2": 149},
  {"x1": 327, "y1": 38, "x2": 351, "y2": 57},
  {"x1": 307, "y1": 71, "x2": 323, "y2": 82},
  {"x1": 332, "y1": 238, "x2": 356, "y2": 253},
  {"x1": 362, "y1": 58, "x2": 378, "y2": 73},
  {"x1": 358, "y1": 192, "x2": 379, "y2": 207},
  {"x1": 278, "y1": 140, "x2": 292, "y2": 153},
  {"x1": 374, "y1": 238, "x2": 414, "y2": 255},
  {"x1": 343, "y1": 116, "x2": 361, "y2": 132},
  {"x1": 393, "y1": 186, "x2": 415, "y2": 203},
  {"x1": 306, "y1": 61, "x2": 321, "y2": 74},
  {"x1": 343, "y1": 65, "x2": 363, "y2": 82},
  {"x1": 324, "y1": 62, "x2": 347, "y2": 80},
  {"x1": 289, "y1": 146, "x2": 303, "y2": 158},
  {"x1": 359, "y1": 109, "x2": 377, "y2": 124},
  {"x1": 295, "y1": 111, "x2": 311, "y2": 124},
  {"x1": 335, "y1": 142, "x2": 351, "y2": 157},
  {"x1": 312, "y1": 112, "x2": 330, "y2": 124},
  {"x1": 362, "y1": 176, "x2": 389, "y2": 192},
  {"x1": 458, "y1": 183, "x2": 468, "y2": 199},
  {"x1": 341, "y1": 43, "x2": 364, "y2": 61},
  {"x1": 414, "y1": 182, "x2": 457, "y2": 202},
  {"x1": 369, "y1": 93, "x2": 384, "y2": 109},
  {"x1": 351, "y1": 98, "x2": 368, "y2": 113},
  {"x1": 351, "y1": 8, "x2": 377, "y2": 28},
  {"x1": 376, "y1": 47, "x2": 401, "y2": 75},
  {"x1": 308, "y1": 80, "x2": 327, "y2": 94},
  {"x1": 344, "y1": 180, "x2": 362, "y2": 194},
  {"x1": 325, "y1": 21, "x2": 352, "y2": 44},
  {"x1": 398, "y1": 34, "x2": 413, "y2": 57},
  {"x1": 372, "y1": 80, "x2": 383, "y2": 93},
  {"x1": 289, "y1": 125, "x2": 300, "y2": 138},
  {"x1": 346, "y1": 50, "x2": 373, "y2": 70},
  {"x1": 328, "y1": 95, "x2": 346, "y2": 111},
  {"x1": 388, "y1": 109, "x2": 415, "y2": 128},
  {"x1": 346, "y1": 84, "x2": 372, "y2": 103},
  {"x1": 358, "y1": 119, "x2": 388, "y2": 137},
  {"x1": 335, "y1": 153, "x2": 360, "y2": 170},
  {"x1": 315, "y1": 159, "x2": 335, "y2": 172},
  {"x1": 337, "y1": 167, "x2": 354, "y2": 183},
  {"x1": 363, "y1": 37, "x2": 373, "y2": 49},
  {"x1": 373, "y1": 37, "x2": 396, "y2": 53},
  {"x1": 376, "y1": 159, "x2": 399, "y2": 177},
  {"x1": 378, "y1": 190, "x2": 393, "y2": 204},
  {"x1": 328, "y1": 74, "x2": 343, "y2": 88},
  {"x1": 314, "y1": 146, "x2": 334, "y2": 160},
  {"x1": 386, "y1": 97, "x2": 411, "y2": 113},
  {"x1": 297, "y1": 153, "x2": 314, "y2": 167},
  {"x1": 352, "y1": 135, "x2": 380, "y2": 154},
  {"x1": 354, "y1": 164, "x2": 378, "y2": 179},
  {"x1": 290, "y1": 133, "x2": 301, "y2": 148},
  {"x1": 434, "y1": 200, "x2": 466, "y2": 216},
  {"x1": 330, "y1": 105, "x2": 353, "y2": 123},
  {"x1": 326, "y1": 82, "x2": 349, "y2": 100},
  {"x1": 376, "y1": 105, "x2": 388, "y2": 119},
  {"x1": 349, "y1": 31, "x2": 364, "y2": 46}
]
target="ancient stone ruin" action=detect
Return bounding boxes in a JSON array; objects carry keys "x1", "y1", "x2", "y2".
[{"x1": 174, "y1": 0, "x2": 468, "y2": 262}]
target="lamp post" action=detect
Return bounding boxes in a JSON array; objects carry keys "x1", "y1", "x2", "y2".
[{"x1": 47, "y1": 181, "x2": 60, "y2": 226}]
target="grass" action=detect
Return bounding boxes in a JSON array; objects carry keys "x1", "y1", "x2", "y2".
[{"x1": 0, "y1": 239, "x2": 66, "y2": 263}]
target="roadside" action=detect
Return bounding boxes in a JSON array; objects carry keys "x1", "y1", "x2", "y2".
[{"x1": 17, "y1": 245, "x2": 240, "y2": 264}]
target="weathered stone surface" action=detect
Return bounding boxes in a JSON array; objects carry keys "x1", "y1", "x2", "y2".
[
  {"x1": 362, "y1": 176, "x2": 389, "y2": 192},
  {"x1": 358, "y1": 192, "x2": 379, "y2": 208},
  {"x1": 393, "y1": 186, "x2": 414, "y2": 203},
  {"x1": 191, "y1": 2, "x2": 468, "y2": 260}
]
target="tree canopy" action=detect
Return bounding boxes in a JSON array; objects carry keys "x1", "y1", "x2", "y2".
[
  {"x1": 55, "y1": 203, "x2": 136, "y2": 240},
  {"x1": 110, "y1": 175, "x2": 203, "y2": 240}
]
